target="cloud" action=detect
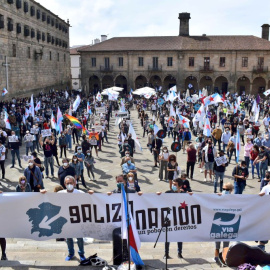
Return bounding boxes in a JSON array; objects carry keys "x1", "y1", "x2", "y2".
[{"x1": 36, "y1": 0, "x2": 270, "y2": 46}]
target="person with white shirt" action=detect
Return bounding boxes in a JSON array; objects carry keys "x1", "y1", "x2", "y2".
[
  {"x1": 221, "y1": 128, "x2": 231, "y2": 155},
  {"x1": 159, "y1": 146, "x2": 169, "y2": 181},
  {"x1": 40, "y1": 175, "x2": 94, "y2": 261}
]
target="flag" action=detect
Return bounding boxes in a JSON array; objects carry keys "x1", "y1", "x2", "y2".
[
  {"x1": 29, "y1": 94, "x2": 35, "y2": 117},
  {"x1": 195, "y1": 104, "x2": 205, "y2": 120},
  {"x1": 128, "y1": 123, "x2": 142, "y2": 152},
  {"x1": 65, "y1": 114, "x2": 84, "y2": 129},
  {"x1": 2, "y1": 88, "x2": 8, "y2": 96},
  {"x1": 263, "y1": 89, "x2": 270, "y2": 96},
  {"x1": 204, "y1": 93, "x2": 222, "y2": 106},
  {"x1": 128, "y1": 89, "x2": 133, "y2": 101},
  {"x1": 169, "y1": 85, "x2": 177, "y2": 93},
  {"x1": 96, "y1": 92, "x2": 102, "y2": 102},
  {"x1": 254, "y1": 103, "x2": 260, "y2": 122},
  {"x1": 22, "y1": 115, "x2": 26, "y2": 124},
  {"x1": 72, "y1": 95, "x2": 81, "y2": 112},
  {"x1": 203, "y1": 117, "x2": 211, "y2": 137},
  {"x1": 153, "y1": 124, "x2": 159, "y2": 135},
  {"x1": 50, "y1": 112, "x2": 56, "y2": 129},
  {"x1": 158, "y1": 86, "x2": 162, "y2": 92},
  {"x1": 199, "y1": 90, "x2": 203, "y2": 99},
  {"x1": 169, "y1": 104, "x2": 176, "y2": 117},
  {"x1": 121, "y1": 184, "x2": 144, "y2": 266},
  {"x1": 87, "y1": 102, "x2": 92, "y2": 115},
  {"x1": 56, "y1": 107, "x2": 63, "y2": 133},
  {"x1": 178, "y1": 114, "x2": 190, "y2": 128},
  {"x1": 236, "y1": 128, "x2": 241, "y2": 163},
  {"x1": 68, "y1": 103, "x2": 72, "y2": 115},
  {"x1": 25, "y1": 108, "x2": 29, "y2": 119},
  {"x1": 237, "y1": 96, "x2": 241, "y2": 107},
  {"x1": 65, "y1": 90, "x2": 69, "y2": 99},
  {"x1": 4, "y1": 111, "x2": 11, "y2": 130},
  {"x1": 35, "y1": 101, "x2": 41, "y2": 111},
  {"x1": 234, "y1": 101, "x2": 238, "y2": 114}
]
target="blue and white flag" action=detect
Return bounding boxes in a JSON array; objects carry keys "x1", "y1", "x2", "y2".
[
  {"x1": 121, "y1": 184, "x2": 144, "y2": 266},
  {"x1": 2, "y1": 88, "x2": 8, "y2": 96},
  {"x1": 72, "y1": 95, "x2": 81, "y2": 112},
  {"x1": 128, "y1": 123, "x2": 142, "y2": 152},
  {"x1": 178, "y1": 114, "x2": 190, "y2": 128},
  {"x1": 203, "y1": 117, "x2": 211, "y2": 137}
]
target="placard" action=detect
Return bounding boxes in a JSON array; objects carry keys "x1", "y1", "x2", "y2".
[
  {"x1": 114, "y1": 111, "x2": 129, "y2": 118},
  {"x1": 41, "y1": 129, "x2": 52, "y2": 138},
  {"x1": 93, "y1": 125, "x2": 102, "y2": 133},
  {"x1": 215, "y1": 156, "x2": 228, "y2": 167},
  {"x1": 30, "y1": 128, "x2": 39, "y2": 135},
  {"x1": 89, "y1": 139, "x2": 97, "y2": 146},
  {"x1": 8, "y1": 136, "x2": 18, "y2": 143},
  {"x1": 96, "y1": 107, "x2": 106, "y2": 114}
]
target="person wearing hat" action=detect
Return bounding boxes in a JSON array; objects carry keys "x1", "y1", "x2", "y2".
[{"x1": 23, "y1": 131, "x2": 34, "y2": 156}]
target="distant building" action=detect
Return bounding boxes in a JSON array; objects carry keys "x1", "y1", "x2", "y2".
[
  {"x1": 0, "y1": 0, "x2": 70, "y2": 97},
  {"x1": 70, "y1": 47, "x2": 83, "y2": 90},
  {"x1": 79, "y1": 13, "x2": 270, "y2": 95}
]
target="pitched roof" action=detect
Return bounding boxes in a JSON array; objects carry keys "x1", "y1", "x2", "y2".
[
  {"x1": 78, "y1": 35, "x2": 270, "y2": 52},
  {"x1": 70, "y1": 45, "x2": 89, "y2": 55}
]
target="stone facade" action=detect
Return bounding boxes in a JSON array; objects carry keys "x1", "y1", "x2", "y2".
[
  {"x1": 0, "y1": 0, "x2": 70, "y2": 97},
  {"x1": 79, "y1": 13, "x2": 270, "y2": 95}
]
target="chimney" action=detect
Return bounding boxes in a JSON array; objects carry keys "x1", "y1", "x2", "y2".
[
  {"x1": 178, "y1": 12, "x2": 191, "y2": 36},
  {"x1": 101, "y1": 35, "x2": 107, "y2": 42},
  {"x1": 262, "y1": 24, "x2": 270, "y2": 40}
]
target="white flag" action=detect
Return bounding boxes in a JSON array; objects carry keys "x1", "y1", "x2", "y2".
[
  {"x1": 68, "y1": 103, "x2": 72, "y2": 115},
  {"x1": 72, "y1": 95, "x2": 81, "y2": 112},
  {"x1": 128, "y1": 123, "x2": 142, "y2": 152},
  {"x1": 25, "y1": 108, "x2": 30, "y2": 119},
  {"x1": 65, "y1": 91, "x2": 69, "y2": 99},
  {"x1": 29, "y1": 95, "x2": 35, "y2": 117},
  {"x1": 35, "y1": 101, "x2": 41, "y2": 112}
]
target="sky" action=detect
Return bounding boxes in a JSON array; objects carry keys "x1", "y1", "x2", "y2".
[{"x1": 36, "y1": 0, "x2": 270, "y2": 47}]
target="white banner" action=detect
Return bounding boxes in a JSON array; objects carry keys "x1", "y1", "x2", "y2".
[
  {"x1": 0, "y1": 193, "x2": 269, "y2": 242},
  {"x1": 41, "y1": 129, "x2": 51, "y2": 138}
]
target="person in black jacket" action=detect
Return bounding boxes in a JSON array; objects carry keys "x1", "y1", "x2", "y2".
[
  {"x1": 58, "y1": 158, "x2": 76, "y2": 188},
  {"x1": 8, "y1": 131, "x2": 22, "y2": 169},
  {"x1": 127, "y1": 133, "x2": 135, "y2": 155},
  {"x1": 152, "y1": 135, "x2": 163, "y2": 167},
  {"x1": 81, "y1": 135, "x2": 91, "y2": 156}
]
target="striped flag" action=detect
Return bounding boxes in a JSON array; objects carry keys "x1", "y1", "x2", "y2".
[
  {"x1": 203, "y1": 117, "x2": 211, "y2": 137},
  {"x1": 121, "y1": 184, "x2": 144, "y2": 266},
  {"x1": 56, "y1": 107, "x2": 63, "y2": 133},
  {"x1": 236, "y1": 128, "x2": 241, "y2": 163}
]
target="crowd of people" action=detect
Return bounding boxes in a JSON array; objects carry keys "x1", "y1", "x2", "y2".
[{"x1": 0, "y1": 88, "x2": 269, "y2": 266}]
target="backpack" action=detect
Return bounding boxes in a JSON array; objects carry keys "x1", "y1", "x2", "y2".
[{"x1": 79, "y1": 253, "x2": 107, "y2": 266}]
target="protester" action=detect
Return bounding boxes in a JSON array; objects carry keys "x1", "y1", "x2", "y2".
[
  {"x1": 8, "y1": 131, "x2": 22, "y2": 169},
  {"x1": 232, "y1": 160, "x2": 249, "y2": 194},
  {"x1": 16, "y1": 176, "x2": 31, "y2": 192},
  {"x1": 84, "y1": 150, "x2": 95, "y2": 181},
  {"x1": 186, "y1": 143, "x2": 196, "y2": 180},
  {"x1": 202, "y1": 139, "x2": 217, "y2": 182},
  {"x1": 24, "y1": 159, "x2": 44, "y2": 192},
  {"x1": 58, "y1": 158, "x2": 76, "y2": 188},
  {"x1": 40, "y1": 175, "x2": 94, "y2": 261},
  {"x1": 159, "y1": 146, "x2": 169, "y2": 181}
]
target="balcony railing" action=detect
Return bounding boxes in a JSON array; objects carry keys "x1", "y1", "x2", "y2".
[
  {"x1": 148, "y1": 65, "x2": 162, "y2": 71},
  {"x1": 100, "y1": 65, "x2": 113, "y2": 72},
  {"x1": 199, "y1": 65, "x2": 214, "y2": 72},
  {"x1": 253, "y1": 66, "x2": 268, "y2": 73}
]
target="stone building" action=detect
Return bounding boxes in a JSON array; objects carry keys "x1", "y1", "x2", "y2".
[
  {"x1": 70, "y1": 47, "x2": 82, "y2": 90},
  {"x1": 0, "y1": 0, "x2": 70, "y2": 97},
  {"x1": 79, "y1": 13, "x2": 270, "y2": 95}
]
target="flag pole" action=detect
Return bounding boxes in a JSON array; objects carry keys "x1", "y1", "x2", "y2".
[{"x1": 124, "y1": 177, "x2": 131, "y2": 270}]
